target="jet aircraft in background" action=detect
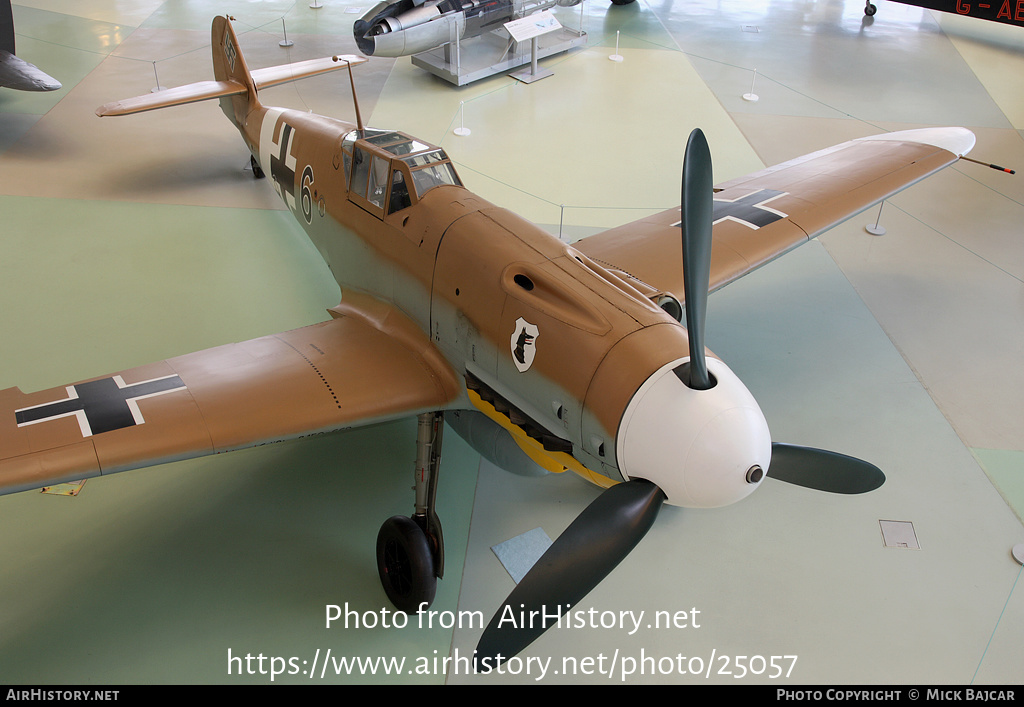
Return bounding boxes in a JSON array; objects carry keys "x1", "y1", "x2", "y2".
[{"x1": 354, "y1": 0, "x2": 633, "y2": 58}]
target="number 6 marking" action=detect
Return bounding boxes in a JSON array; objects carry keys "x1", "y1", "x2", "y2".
[{"x1": 300, "y1": 165, "x2": 315, "y2": 224}]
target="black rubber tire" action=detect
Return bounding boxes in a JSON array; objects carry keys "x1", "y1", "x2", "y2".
[
  {"x1": 376, "y1": 515, "x2": 437, "y2": 613},
  {"x1": 250, "y1": 155, "x2": 265, "y2": 179}
]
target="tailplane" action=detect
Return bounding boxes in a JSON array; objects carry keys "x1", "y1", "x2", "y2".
[{"x1": 97, "y1": 15, "x2": 366, "y2": 119}]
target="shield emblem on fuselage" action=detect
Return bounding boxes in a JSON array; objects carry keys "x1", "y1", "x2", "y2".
[{"x1": 510, "y1": 317, "x2": 539, "y2": 373}]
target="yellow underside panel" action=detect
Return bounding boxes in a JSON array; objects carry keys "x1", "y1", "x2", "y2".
[{"x1": 466, "y1": 389, "x2": 617, "y2": 490}]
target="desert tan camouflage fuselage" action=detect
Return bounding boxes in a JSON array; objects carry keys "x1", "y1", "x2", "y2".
[{"x1": 0, "y1": 16, "x2": 972, "y2": 512}]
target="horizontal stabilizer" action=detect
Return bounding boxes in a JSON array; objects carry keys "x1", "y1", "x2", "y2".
[
  {"x1": 96, "y1": 54, "x2": 368, "y2": 117},
  {"x1": 251, "y1": 54, "x2": 367, "y2": 90},
  {"x1": 96, "y1": 79, "x2": 246, "y2": 116}
]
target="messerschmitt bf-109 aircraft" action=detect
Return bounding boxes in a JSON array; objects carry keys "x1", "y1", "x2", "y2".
[{"x1": 0, "y1": 16, "x2": 977, "y2": 664}]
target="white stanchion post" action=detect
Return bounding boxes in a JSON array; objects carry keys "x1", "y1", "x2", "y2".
[
  {"x1": 150, "y1": 61, "x2": 165, "y2": 93},
  {"x1": 742, "y1": 68, "x2": 759, "y2": 102},
  {"x1": 865, "y1": 202, "x2": 887, "y2": 236},
  {"x1": 280, "y1": 19, "x2": 294, "y2": 47},
  {"x1": 454, "y1": 101, "x2": 471, "y2": 136},
  {"x1": 609, "y1": 31, "x2": 623, "y2": 62}
]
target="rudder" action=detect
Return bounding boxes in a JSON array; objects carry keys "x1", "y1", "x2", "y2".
[{"x1": 211, "y1": 15, "x2": 259, "y2": 128}]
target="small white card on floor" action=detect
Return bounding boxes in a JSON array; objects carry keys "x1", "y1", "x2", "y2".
[{"x1": 491, "y1": 527, "x2": 552, "y2": 583}]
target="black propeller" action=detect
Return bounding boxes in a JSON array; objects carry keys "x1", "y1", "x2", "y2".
[
  {"x1": 677, "y1": 128, "x2": 715, "y2": 391},
  {"x1": 769, "y1": 443, "x2": 885, "y2": 494},
  {"x1": 475, "y1": 480, "x2": 665, "y2": 668}
]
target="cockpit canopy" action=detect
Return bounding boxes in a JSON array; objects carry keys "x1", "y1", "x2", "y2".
[{"x1": 342, "y1": 129, "x2": 462, "y2": 217}]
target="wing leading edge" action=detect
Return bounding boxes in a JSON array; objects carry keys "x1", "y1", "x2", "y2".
[
  {"x1": 577, "y1": 128, "x2": 975, "y2": 299},
  {"x1": 0, "y1": 301, "x2": 460, "y2": 496}
]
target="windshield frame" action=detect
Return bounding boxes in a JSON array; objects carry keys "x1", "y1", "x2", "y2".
[{"x1": 342, "y1": 129, "x2": 462, "y2": 217}]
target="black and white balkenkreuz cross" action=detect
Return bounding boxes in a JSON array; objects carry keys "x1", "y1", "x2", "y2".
[
  {"x1": 15, "y1": 374, "x2": 187, "y2": 438},
  {"x1": 270, "y1": 122, "x2": 297, "y2": 210},
  {"x1": 672, "y1": 189, "x2": 789, "y2": 231},
  {"x1": 716, "y1": 187, "x2": 786, "y2": 228},
  {"x1": 712, "y1": 189, "x2": 788, "y2": 229}
]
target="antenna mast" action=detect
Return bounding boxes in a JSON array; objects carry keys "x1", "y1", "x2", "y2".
[{"x1": 336, "y1": 56, "x2": 364, "y2": 136}]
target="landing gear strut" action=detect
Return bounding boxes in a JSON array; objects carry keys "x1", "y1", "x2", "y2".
[{"x1": 376, "y1": 411, "x2": 445, "y2": 613}]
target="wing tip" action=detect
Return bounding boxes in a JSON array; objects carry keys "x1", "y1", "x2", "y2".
[{"x1": 856, "y1": 127, "x2": 976, "y2": 158}]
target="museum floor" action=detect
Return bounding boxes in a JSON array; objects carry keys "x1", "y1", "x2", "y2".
[{"x1": 0, "y1": 0, "x2": 1021, "y2": 685}]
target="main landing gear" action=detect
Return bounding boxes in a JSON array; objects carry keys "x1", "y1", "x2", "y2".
[
  {"x1": 376, "y1": 411, "x2": 445, "y2": 613},
  {"x1": 250, "y1": 155, "x2": 265, "y2": 179}
]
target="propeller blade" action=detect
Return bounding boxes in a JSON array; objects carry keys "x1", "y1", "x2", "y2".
[
  {"x1": 475, "y1": 480, "x2": 666, "y2": 667},
  {"x1": 769, "y1": 443, "x2": 885, "y2": 494},
  {"x1": 679, "y1": 128, "x2": 715, "y2": 391}
]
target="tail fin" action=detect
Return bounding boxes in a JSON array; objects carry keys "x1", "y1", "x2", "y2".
[
  {"x1": 211, "y1": 15, "x2": 258, "y2": 129},
  {"x1": 96, "y1": 15, "x2": 367, "y2": 118}
]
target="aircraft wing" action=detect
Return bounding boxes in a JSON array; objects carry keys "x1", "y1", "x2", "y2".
[
  {"x1": 576, "y1": 128, "x2": 975, "y2": 299},
  {"x1": 0, "y1": 302, "x2": 460, "y2": 495}
]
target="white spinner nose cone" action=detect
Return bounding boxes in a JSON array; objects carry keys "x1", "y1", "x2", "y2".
[{"x1": 616, "y1": 358, "x2": 771, "y2": 508}]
